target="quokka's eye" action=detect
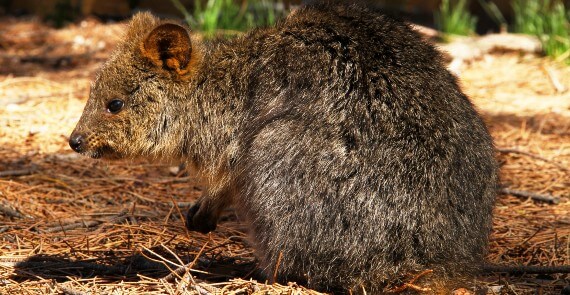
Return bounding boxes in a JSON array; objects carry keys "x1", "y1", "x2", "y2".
[{"x1": 106, "y1": 99, "x2": 124, "y2": 114}]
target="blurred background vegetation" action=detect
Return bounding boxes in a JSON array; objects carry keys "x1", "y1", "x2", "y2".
[{"x1": 0, "y1": 0, "x2": 568, "y2": 62}]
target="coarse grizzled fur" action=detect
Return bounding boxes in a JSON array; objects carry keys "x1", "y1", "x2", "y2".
[{"x1": 70, "y1": 3, "x2": 498, "y2": 294}]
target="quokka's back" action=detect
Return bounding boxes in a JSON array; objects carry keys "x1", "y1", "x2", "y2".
[{"x1": 70, "y1": 3, "x2": 498, "y2": 294}]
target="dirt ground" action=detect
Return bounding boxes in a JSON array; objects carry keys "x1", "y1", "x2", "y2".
[{"x1": 0, "y1": 16, "x2": 568, "y2": 295}]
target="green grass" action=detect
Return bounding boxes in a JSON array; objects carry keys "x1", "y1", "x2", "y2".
[
  {"x1": 477, "y1": 0, "x2": 507, "y2": 31},
  {"x1": 512, "y1": 0, "x2": 570, "y2": 63},
  {"x1": 47, "y1": 0, "x2": 79, "y2": 28},
  {"x1": 170, "y1": 0, "x2": 287, "y2": 38},
  {"x1": 435, "y1": 0, "x2": 477, "y2": 37}
]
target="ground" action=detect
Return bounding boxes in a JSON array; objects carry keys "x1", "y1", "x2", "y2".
[{"x1": 0, "y1": 16, "x2": 568, "y2": 295}]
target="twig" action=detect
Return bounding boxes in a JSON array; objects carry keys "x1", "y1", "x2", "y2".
[
  {"x1": 388, "y1": 269, "x2": 433, "y2": 293},
  {"x1": 272, "y1": 251, "x2": 283, "y2": 284},
  {"x1": 500, "y1": 188, "x2": 561, "y2": 204},
  {"x1": 0, "y1": 167, "x2": 37, "y2": 177},
  {"x1": 58, "y1": 285, "x2": 88, "y2": 295},
  {"x1": 0, "y1": 203, "x2": 24, "y2": 218},
  {"x1": 404, "y1": 283, "x2": 432, "y2": 292},
  {"x1": 497, "y1": 148, "x2": 568, "y2": 172},
  {"x1": 43, "y1": 210, "x2": 129, "y2": 233},
  {"x1": 162, "y1": 241, "x2": 209, "y2": 282},
  {"x1": 195, "y1": 284, "x2": 214, "y2": 295},
  {"x1": 15, "y1": 260, "x2": 127, "y2": 275},
  {"x1": 44, "y1": 220, "x2": 102, "y2": 233},
  {"x1": 160, "y1": 262, "x2": 188, "y2": 282},
  {"x1": 483, "y1": 264, "x2": 570, "y2": 275},
  {"x1": 542, "y1": 66, "x2": 567, "y2": 93},
  {"x1": 100, "y1": 209, "x2": 130, "y2": 223},
  {"x1": 169, "y1": 195, "x2": 187, "y2": 228}
]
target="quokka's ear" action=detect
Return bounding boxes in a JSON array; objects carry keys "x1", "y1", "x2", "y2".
[{"x1": 141, "y1": 23, "x2": 193, "y2": 76}]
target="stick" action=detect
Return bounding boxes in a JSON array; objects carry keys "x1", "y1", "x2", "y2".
[
  {"x1": 0, "y1": 167, "x2": 37, "y2": 177},
  {"x1": 0, "y1": 203, "x2": 24, "y2": 218},
  {"x1": 169, "y1": 195, "x2": 187, "y2": 228},
  {"x1": 483, "y1": 264, "x2": 570, "y2": 275},
  {"x1": 162, "y1": 241, "x2": 209, "y2": 282},
  {"x1": 195, "y1": 285, "x2": 214, "y2": 295},
  {"x1": 388, "y1": 269, "x2": 433, "y2": 293},
  {"x1": 44, "y1": 220, "x2": 102, "y2": 233},
  {"x1": 404, "y1": 283, "x2": 432, "y2": 292},
  {"x1": 272, "y1": 251, "x2": 284, "y2": 284},
  {"x1": 14, "y1": 260, "x2": 127, "y2": 275},
  {"x1": 58, "y1": 285, "x2": 89, "y2": 295},
  {"x1": 497, "y1": 148, "x2": 568, "y2": 172},
  {"x1": 542, "y1": 66, "x2": 567, "y2": 93},
  {"x1": 500, "y1": 188, "x2": 561, "y2": 204},
  {"x1": 44, "y1": 210, "x2": 129, "y2": 233},
  {"x1": 161, "y1": 262, "x2": 191, "y2": 282}
]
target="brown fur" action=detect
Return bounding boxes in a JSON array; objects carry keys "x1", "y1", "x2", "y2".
[{"x1": 70, "y1": 4, "x2": 498, "y2": 294}]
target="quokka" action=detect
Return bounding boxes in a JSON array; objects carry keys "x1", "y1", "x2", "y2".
[{"x1": 70, "y1": 3, "x2": 498, "y2": 294}]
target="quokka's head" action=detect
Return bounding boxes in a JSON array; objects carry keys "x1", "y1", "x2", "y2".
[{"x1": 69, "y1": 12, "x2": 201, "y2": 160}]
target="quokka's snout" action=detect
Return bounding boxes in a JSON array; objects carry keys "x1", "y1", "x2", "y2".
[{"x1": 68, "y1": 132, "x2": 84, "y2": 153}]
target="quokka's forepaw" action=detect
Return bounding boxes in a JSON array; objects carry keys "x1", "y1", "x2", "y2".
[{"x1": 185, "y1": 202, "x2": 218, "y2": 234}]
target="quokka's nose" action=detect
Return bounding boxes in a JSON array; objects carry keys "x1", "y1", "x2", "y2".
[{"x1": 69, "y1": 133, "x2": 84, "y2": 153}]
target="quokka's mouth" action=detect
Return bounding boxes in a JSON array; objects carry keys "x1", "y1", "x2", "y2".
[
  {"x1": 88, "y1": 150, "x2": 104, "y2": 159},
  {"x1": 78, "y1": 149, "x2": 103, "y2": 159},
  {"x1": 83, "y1": 145, "x2": 121, "y2": 160}
]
